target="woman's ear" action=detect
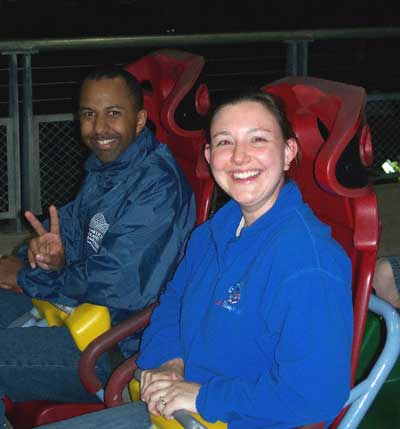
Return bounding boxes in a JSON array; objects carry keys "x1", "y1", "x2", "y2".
[
  {"x1": 204, "y1": 144, "x2": 211, "y2": 164},
  {"x1": 284, "y1": 138, "x2": 298, "y2": 171}
]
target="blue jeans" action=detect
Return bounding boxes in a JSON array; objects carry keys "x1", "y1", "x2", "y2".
[
  {"x1": 35, "y1": 402, "x2": 151, "y2": 429},
  {"x1": 0, "y1": 395, "x2": 4, "y2": 428},
  {"x1": 0, "y1": 289, "x2": 111, "y2": 425}
]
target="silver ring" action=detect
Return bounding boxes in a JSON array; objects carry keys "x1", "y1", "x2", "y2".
[{"x1": 159, "y1": 396, "x2": 168, "y2": 407}]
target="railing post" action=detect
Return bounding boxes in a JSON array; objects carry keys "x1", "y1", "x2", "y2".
[
  {"x1": 298, "y1": 40, "x2": 309, "y2": 76},
  {"x1": 22, "y1": 52, "x2": 42, "y2": 215},
  {"x1": 7, "y1": 53, "x2": 22, "y2": 231},
  {"x1": 286, "y1": 40, "x2": 309, "y2": 76}
]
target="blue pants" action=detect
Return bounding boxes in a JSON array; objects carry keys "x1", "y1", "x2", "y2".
[
  {"x1": 387, "y1": 255, "x2": 400, "y2": 292},
  {"x1": 0, "y1": 289, "x2": 111, "y2": 425},
  {"x1": 35, "y1": 402, "x2": 151, "y2": 429}
]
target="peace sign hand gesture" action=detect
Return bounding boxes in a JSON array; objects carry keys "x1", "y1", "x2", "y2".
[{"x1": 25, "y1": 205, "x2": 66, "y2": 271}]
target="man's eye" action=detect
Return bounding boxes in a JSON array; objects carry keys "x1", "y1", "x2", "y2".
[
  {"x1": 81, "y1": 111, "x2": 94, "y2": 118},
  {"x1": 109, "y1": 110, "x2": 121, "y2": 117}
]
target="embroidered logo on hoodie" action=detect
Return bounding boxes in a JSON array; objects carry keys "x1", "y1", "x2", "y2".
[
  {"x1": 215, "y1": 282, "x2": 243, "y2": 314},
  {"x1": 87, "y1": 213, "x2": 110, "y2": 252}
]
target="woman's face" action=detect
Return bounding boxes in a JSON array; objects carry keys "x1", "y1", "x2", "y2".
[{"x1": 205, "y1": 100, "x2": 297, "y2": 224}]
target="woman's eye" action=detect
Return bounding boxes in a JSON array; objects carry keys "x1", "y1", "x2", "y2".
[
  {"x1": 252, "y1": 136, "x2": 267, "y2": 143},
  {"x1": 214, "y1": 139, "x2": 231, "y2": 147}
]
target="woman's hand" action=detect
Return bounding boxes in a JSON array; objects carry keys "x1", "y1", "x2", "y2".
[
  {"x1": 141, "y1": 358, "x2": 201, "y2": 418},
  {"x1": 147, "y1": 380, "x2": 201, "y2": 419},
  {"x1": 140, "y1": 358, "x2": 184, "y2": 403}
]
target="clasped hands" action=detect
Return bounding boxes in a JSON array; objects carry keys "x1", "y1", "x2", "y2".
[{"x1": 140, "y1": 358, "x2": 201, "y2": 420}]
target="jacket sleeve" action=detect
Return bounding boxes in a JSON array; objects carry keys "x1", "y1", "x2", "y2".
[
  {"x1": 17, "y1": 178, "x2": 195, "y2": 313},
  {"x1": 196, "y1": 269, "x2": 353, "y2": 427}
]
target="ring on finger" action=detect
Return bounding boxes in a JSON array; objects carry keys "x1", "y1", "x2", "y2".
[{"x1": 159, "y1": 396, "x2": 168, "y2": 407}]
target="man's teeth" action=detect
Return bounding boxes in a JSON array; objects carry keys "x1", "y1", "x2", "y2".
[
  {"x1": 97, "y1": 139, "x2": 115, "y2": 145},
  {"x1": 233, "y1": 171, "x2": 259, "y2": 179}
]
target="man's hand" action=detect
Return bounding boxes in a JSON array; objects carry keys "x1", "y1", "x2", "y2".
[
  {"x1": 25, "y1": 205, "x2": 65, "y2": 271},
  {"x1": 0, "y1": 256, "x2": 23, "y2": 291}
]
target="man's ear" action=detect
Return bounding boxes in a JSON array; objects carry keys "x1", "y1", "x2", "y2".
[
  {"x1": 204, "y1": 144, "x2": 211, "y2": 164},
  {"x1": 136, "y1": 109, "x2": 148, "y2": 134}
]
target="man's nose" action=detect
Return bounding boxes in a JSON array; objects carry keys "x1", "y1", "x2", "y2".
[{"x1": 94, "y1": 114, "x2": 108, "y2": 134}]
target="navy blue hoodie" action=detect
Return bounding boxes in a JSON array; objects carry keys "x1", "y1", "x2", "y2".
[
  {"x1": 17, "y1": 127, "x2": 196, "y2": 356},
  {"x1": 139, "y1": 181, "x2": 353, "y2": 429}
]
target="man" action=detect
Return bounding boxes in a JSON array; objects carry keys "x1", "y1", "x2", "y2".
[{"x1": 0, "y1": 66, "x2": 196, "y2": 415}]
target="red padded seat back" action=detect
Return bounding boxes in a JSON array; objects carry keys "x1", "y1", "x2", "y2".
[
  {"x1": 125, "y1": 50, "x2": 214, "y2": 224},
  {"x1": 264, "y1": 77, "x2": 379, "y2": 398}
]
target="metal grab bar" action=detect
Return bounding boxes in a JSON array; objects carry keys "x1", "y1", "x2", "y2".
[{"x1": 339, "y1": 294, "x2": 400, "y2": 429}]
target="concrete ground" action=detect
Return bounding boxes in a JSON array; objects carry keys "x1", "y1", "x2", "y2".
[
  {"x1": 0, "y1": 183, "x2": 399, "y2": 257},
  {"x1": 374, "y1": 183, "x2": 400, "y2": 257},
  {"x1": 0, "y1": 225, "x2": 30, "y2": 256}
]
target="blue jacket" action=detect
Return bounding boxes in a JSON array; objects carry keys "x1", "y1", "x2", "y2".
[
  {"x1": 17, "y1": 127, "x2": 196, "y2": 356},
  {"x1": 138, "y1": 181, "x2": 353, "y2": 429}
]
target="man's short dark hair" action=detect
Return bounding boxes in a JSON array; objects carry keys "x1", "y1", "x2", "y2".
[{"x1": 82, "y1": 65, "x2": 144, "y2": 110}]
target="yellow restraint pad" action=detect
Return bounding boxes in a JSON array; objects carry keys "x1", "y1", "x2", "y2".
[{"x1": 31, "y1": 299, "x2": 111, "y2": 351}]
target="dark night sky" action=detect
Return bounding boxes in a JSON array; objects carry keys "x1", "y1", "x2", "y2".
[{"x1": 0, "y1": 0, "x2": 399, "y2": 39}]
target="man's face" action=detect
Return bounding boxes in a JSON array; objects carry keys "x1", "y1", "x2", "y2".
[{"x1": 79, "y1": 77, "x2": 146, "y2": 163}]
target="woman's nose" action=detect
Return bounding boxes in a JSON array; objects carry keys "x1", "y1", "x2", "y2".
[{"x1": 231, "y1": 142, "x2": 250, "y2": 165}]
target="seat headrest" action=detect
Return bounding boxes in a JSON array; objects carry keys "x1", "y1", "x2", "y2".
[
  {"x1": 125, "y1": 49, "x2": 209, "y2": 140},
  {"x1": 265, "y1": 77, "x2": 372, "y2": 197}
]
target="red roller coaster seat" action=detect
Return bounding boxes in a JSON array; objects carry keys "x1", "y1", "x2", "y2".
[
  {"x1": 125, "y1": 49, "x2": 214, "y2": 225},
  {"x1": 265, "y1": 76, "x2": 379, "y2": 428},
  {"x1": 4, "y1": 49, "x2": 214, "y2": 429}
]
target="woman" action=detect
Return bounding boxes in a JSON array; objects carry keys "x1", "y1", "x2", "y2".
[{"x1": 37, "y1": 91, "x2": 353, "y2": 429}]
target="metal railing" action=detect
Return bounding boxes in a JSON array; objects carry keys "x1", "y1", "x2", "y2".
[
  {"x1": 0, "y1": 117, "x2": 18, "y2": 219},
  {"x1": 365, "y1": 93, "x2": 400, "y2": 178},
  {"x1": 0, "y1": 27, "x2": 399, "y2": 226}
]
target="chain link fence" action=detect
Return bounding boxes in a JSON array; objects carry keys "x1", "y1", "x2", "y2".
[
  {"x1": 365, "y1": 94, "x2": 400, "y2": 180},
  {"x1": 34, "y1": 115, "x2": 88, "y2": 212},
  {"x1": 0, "y1": 119, "x2": 9, "y2": 214}
]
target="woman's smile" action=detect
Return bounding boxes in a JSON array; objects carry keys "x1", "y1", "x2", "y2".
[{"x1": 205, "y1": 100, "x2": 297, "y2": 225}]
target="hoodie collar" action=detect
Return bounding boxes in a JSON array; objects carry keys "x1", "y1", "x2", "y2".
[
  {"x1": 84, "y1": 127, "x2": 157, "y2": 173},
  {"x1": 209, "y1": 181, "x2": 303, "y2": 254}
]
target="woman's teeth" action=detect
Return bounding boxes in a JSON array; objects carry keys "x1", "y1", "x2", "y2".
[{"x1": 233, "y1": 170, "x2": 260, "y2": 179}]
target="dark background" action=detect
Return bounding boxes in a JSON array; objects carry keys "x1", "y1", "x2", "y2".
[
  {"x1": 1, "y1": 0, "x2": 400, "y2": 117},
  {"x1": 0, "y1": 0, "x2": 399, "y2": 221},
  {"x1": 0, "y1": 0, "x2": 399, "y2": 39}
]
